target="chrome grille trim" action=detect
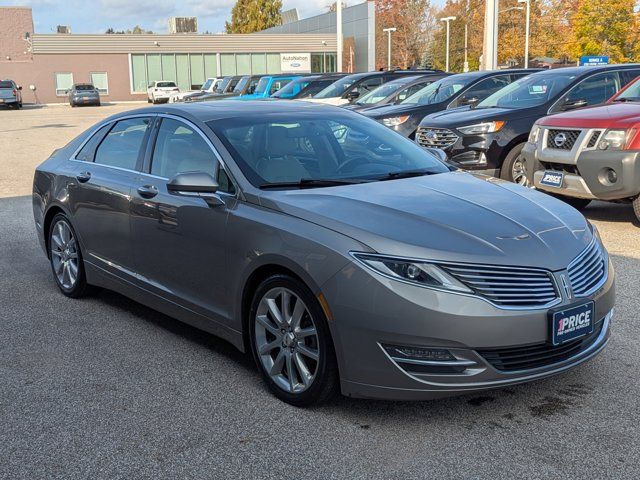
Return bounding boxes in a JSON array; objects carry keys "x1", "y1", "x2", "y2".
[
  {"x1": 416, "y1": 127, "x2": 459, "y2": 149},
  {"x1": 568, "y1": 239, "x2": 607, "y2": 297},
  {"x1": 439, "y1": 263, "x2": 560, "y2": 308},
  {"x1": 546, "y1": 129, "x2": 582, "y2": 150}
]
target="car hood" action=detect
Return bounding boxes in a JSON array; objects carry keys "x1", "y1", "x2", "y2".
[
  {"x1": 539, "y1": 102, "x2": 640, "y2": 129},
  {"x1": 259, "y1": 172, "x2": 591, "y2": 271},
  {"x1": 361, "y1": 102, "x2": 442, "y2": 119},
  {"x1": 422, "y1": 106, "x2": 518, "y2": 125}
]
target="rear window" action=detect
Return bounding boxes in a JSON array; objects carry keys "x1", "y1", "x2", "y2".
[
  {"x1": 157, "y1": 82, "x2": 177, "y2": 88},
  {"x1": 0, "y1": 81, "x2": 13, "y2": 89},
  {"x1": 75, "y1": 85, "x2": 94, "y2": 91}
]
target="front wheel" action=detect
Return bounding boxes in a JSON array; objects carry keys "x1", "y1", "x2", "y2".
[
  {"x1": 500, "y1": 143, "x2": 528, "y2": 186},
  {"x1": 48, "y1": 214, "x2": 93, "y2": 298},
  {"x1": 249, "y1": 275, "x2": 338, "y2": 407},
  {"x1": 632, "y1": 196, "x2": 640, "y2": 223}
]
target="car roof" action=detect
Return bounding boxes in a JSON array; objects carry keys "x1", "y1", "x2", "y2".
[
  {"x1": 116, "y1": 100, "x2": 352, "y2": 123},
  {"x1": 528, "y1": 64, "x2": 640, "y2": 78}
]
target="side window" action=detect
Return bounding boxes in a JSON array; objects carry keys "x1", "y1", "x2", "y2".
[
  {"x1": 151, "y1": 118, "x2": 217, "y2": 180},
  {"x1": 456, "y1": 75, "x2": 511, "y2": 105},
  {"x1": 565, "y1": 72, "x2": 620, "y2": 106},
  {"x1": 270, "y1": 79, "x2": 291, "y2": 95},
  {"x1": 352, "y1": 77, "x2": 383, "y2": 95},
  {"x1": 397, "y1": 82, "x2": 430, "y2": 103},
  {"x1": 620, "y1": 70, "x2": 640, "y2": 86},
  {"x1": 75, "y1": 124, "x2": 112, "y2": 162},
  {"x1": 94, "y1": 117, "x2": 151, "y2": 170}
]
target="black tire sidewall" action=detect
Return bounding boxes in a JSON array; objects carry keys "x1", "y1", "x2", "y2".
[
  {"x1": 248, "y1": 274, "x2": 338, "y2": 407},
  {"x1": 48, "y1": 214, "x2": 89, "y2": 298},
  {"x1": 500, "y1": 143, "x2": 526, "y2": 182}
]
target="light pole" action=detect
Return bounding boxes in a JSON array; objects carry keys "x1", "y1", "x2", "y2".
[
  {"x1": 383, "y1": 27, "x2": 397, "y2": 70},
  {"x1": 440, "y1": 16, "x2": 456, "y2": 72},
  {"x1": 518, "y1": 0, "x2": 531, "y2": 68},
  {"x1": 337, "y1": 1, "x2": 343, "y2": 72},
  {"x1": 463, "y1": 23, "x2": 469, "y2": 72}
]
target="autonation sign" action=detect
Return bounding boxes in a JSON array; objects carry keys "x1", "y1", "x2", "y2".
[{"x1": 280, "y1": 53, "x2": 311, "y2": 73}]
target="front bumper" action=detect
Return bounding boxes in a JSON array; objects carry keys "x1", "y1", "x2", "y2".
[
  {"x1": 322, "y1": 258, "x2": 615, "y2": 400},
  {"x1": 523, "y1": 140, "x2": 640, "y2": 201}
]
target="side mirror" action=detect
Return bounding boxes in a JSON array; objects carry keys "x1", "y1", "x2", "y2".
[
  {"x1": 167, "y1": 172, "x2": 223, "y2": 206},
  {"x1": 561, "y1": 98, "x2": 588, "y2": 111},
  {"x1": 424, "y1": 147, "x2": 448, "y2": 163},
  {"x1": 459, "y1": 95, "x2": 479, "y2": 107},
  {"x1": 346, "y1": 90, "x2": 360, "y2": 102}
]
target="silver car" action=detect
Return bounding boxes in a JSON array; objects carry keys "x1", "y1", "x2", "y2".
[{"x1": 32, "y1": 101, "x2": 615, "y2": 406}]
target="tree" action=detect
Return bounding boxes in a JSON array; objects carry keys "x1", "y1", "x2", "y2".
[
  {"x1": 105, "y1": 25, "x2": 154, "y2": 34},
  {"x1": 328, "y1": 1, "x2": 348, "y2": 12},
  {"x1": 570, "y1": 0, "x2": 639, "y2": 62},
  {"x1": 225, "y1": 0, "x2": 283, "y2": 34},
  {"x1": 376, "y1": 0, "x2": 438, "y2": 69}
]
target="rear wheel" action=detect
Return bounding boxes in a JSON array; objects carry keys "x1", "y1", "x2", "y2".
[
  {"x1": 500, "y1": 143, "x2": 528, "y2": 186},
  {"x1": 48, "y1": 214, "x2": 93, "y2": 298},
  {"x1": 249, "y1": 275, "x2": 338, "y2": 407}
]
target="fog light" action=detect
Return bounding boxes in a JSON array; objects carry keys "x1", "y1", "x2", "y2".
[
  {"x1": 382, "y1": 344, "x2": 455, "y2": 362},
  {"x1": 606, "y1": 168, "x2": 618, "y2": 184}
]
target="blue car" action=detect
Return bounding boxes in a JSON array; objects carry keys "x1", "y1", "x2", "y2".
[{"x1": 233, "y1": 75, "x2": 300, "y2": 100}]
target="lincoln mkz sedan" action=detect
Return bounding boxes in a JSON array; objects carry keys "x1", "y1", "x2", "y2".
[{"x1": 33, "y1": 101, "x2": 615, "y2": 406}]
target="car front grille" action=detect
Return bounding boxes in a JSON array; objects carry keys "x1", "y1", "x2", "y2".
[
  {"x1": 477, "y1": 319, "x2": 604, "y2": 372},
  {"x1": 416, "y1": 127, "x2": 459, "y2": 149},
  {"x1": 546, "y1": 129, "x2": 581, "y2": 150},
  {"x1": 439, "y1": 263, "x2": 559, "y2": 308},
  {"x1": 568, "y1": 239, "x2": 607, "y2": 297}
]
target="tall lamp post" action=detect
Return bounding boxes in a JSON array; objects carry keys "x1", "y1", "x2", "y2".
[
  {"x1": 440, "y1": 16, "x2": 457, "y2": 72},
  {"x1": 337, "y1": 1, "x2": 343, "y2": 72},
  {"x1": 383, "y1": 27, "x2": 397, "y2": 70},
  {"x1": 518, "y1": 0, "x2": 531, "y2": 68}
]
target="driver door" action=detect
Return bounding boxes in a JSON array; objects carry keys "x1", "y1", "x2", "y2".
[{"x1": 129, "y1": 116, "x2": 237, "y2": 326}]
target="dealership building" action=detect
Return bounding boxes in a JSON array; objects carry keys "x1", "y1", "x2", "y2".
[{"x1": 0, "y1": 3, "x2": 375, "y2": 104}]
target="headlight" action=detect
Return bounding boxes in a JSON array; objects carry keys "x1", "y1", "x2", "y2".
[
  {"x1": 528, "y1": 124, "x2": 541, "y2": 143},
  {"x1": 458, "y1": 121, "x2": 505, "y2": 135},
  {"x1": 598, "y1": 129, "x2": 628, "y2": 150},
  {"x1": 382, "y1": 115, "x2": 410, "y2": 127},
  {"x1": 352, "y1": 253, "x2": 473, "y2": 293}
]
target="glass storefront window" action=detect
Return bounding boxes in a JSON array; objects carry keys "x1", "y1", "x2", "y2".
[
  {"x1": 190, "y1": 54, "x2": 205, "y2": 89},
  {"x1": 221, "y1": 54, "x2": 236, "y2": 76},
  {"x1": 236, "y1": 53, "x2": 251, "y2": 75},
  {"x1": 266, "y1": 53, "x2": 281, "y2": 74},
  {"x1": 54, "y1": 72, "x2": 73, "y2": 96},
  {"x1": 90, "y1": 72, "x2": 108, "y2": 95}
]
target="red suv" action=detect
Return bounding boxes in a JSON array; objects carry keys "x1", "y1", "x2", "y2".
[{"x1": 523, "y1": 76, "x2": 640, "y2": 223}]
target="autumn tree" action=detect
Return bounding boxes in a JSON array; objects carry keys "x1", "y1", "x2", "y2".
[
  {"x1": 328, "y1": 1, "x2": 348, "y2": 12},
  {"x1": 570, "y1": 0, "x2": 639, "y2": 62},
  {"x1": 376, "y1": 0, "x2": 438, "y2": 69},
  {"x1": 225, "y1": 0, "x2": 283, "y2": 34}
]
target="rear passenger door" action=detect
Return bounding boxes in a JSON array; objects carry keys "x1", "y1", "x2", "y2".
[
  {"x1": 70, "y1": 116, "x2": 153, "y2": 277},
  {"x1": 129, "y1": 115, "x2": 236, "y2": 325}
]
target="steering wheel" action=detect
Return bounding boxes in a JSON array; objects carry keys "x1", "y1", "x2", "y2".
[{"x1": 336, "y1": 156, "x2": 369, "y2": 174}]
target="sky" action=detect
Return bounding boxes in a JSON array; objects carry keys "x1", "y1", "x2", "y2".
[{"x1": 7, "y1": 0, "x2": 353, "y2": 34}]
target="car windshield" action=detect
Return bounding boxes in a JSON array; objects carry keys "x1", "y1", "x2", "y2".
[
  {"x1": 294, "y1": 79, "x2": 339, "y2": 98},
  {"x1": 75, "y1": 85, "x2": 94, "y2": 91},
  {"x1": 201, "y1": 78, "x2": 214, "y2": 91},
  {"x1": 313, "y1": 77, "x2": 358, "y2": 98},
  {"x1": 233, "y1": 76, "x2": 250, "y2": 93},
  {"x1": 208, "y1": 113, "x2": 449, "y2": 188},
  {"x1": 254, "y1": 77, "x2": 271, "y2": 95},
  {"x1": 272, "y1": 77, "x2": 313, "y2": 98},
  {"x1": 477, "y1": 72, "x2": 578, "y2": 109},
  {"x1": 356, "y1": 82, "x2": 405, "y2": 105},
  {"x1": 215, "y1": 77, "x2": 231, "y2": 93},
  {"x1": 157, "y1": 82, "x2": 177, "y2": 88},
  {"x1": 402, "y1": 75, "x2": 477, "y2": 105},
  {"x1": 613, "y1": 78, "x2": 640, "y2": 102}
]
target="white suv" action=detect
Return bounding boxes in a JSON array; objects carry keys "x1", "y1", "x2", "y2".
[{"x1": 147, "y1": 81, "x2": 179, "y2": 104}]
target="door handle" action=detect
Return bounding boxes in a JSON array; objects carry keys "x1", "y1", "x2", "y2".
[
  {"x1": 76, "y1": 171, "x2": 91, "y2": 183},
  {"x1": 137, "y1": 185, "x2": 158, "y2": 199}
]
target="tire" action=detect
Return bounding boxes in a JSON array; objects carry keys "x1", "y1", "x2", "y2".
[
  {"x1": 249, "y1": 274, "x2": 339, "y2": 407},
  {"x1": 48, "y1": 214, "x2": 94, "y2": 298},
  {"x1": 500, "y1": 143, "x2": 528, "y2": 186},
  {"x1": 632, "y1": 196, "x2": 640, "y2": 223},
  {"x1": 147, "y1": 97, "x2": 152, "y2": 103}
]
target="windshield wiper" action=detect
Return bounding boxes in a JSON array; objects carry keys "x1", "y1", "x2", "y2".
[
  {"x1": 259, "y1": 178, "x2": 368, "y2": 189},
  {"x1": 376, "y1": 169, "x2": 441, "y2": 181},
  {"x1": 613, "y1": 97, "x2": 638, "y2": 102}
]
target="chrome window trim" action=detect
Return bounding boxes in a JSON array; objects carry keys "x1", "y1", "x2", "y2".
[{"x1": 350, "y1": 251, "x2": 562, "y2": 311}]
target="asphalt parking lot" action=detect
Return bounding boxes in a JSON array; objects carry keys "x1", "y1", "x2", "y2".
[{"x1": 1, "y1": 104, "x2": 640, "y2": 479}]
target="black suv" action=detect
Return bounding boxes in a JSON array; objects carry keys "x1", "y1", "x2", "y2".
[
  {"x1": 363, "y1": 69, "x2": 540, "y2": 139},
  {"x1": 192, "y1": 75, "x2": 261, "y2": 102},
  {"x1": 273, "y1": 73, "x2": 347, "y2": 100},
  {"x1": 310, "y1": 70, "x2": 444, "y2": 106},
  {"x1": 416, "y1": 64, "x2": 640, "y2": 183}
]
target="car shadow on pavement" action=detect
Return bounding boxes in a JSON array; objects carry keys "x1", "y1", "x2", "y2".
[{"x1": 583, "y1": 201, "x2": 640, "y2": 227}]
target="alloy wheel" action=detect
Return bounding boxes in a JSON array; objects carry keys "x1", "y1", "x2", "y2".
[
  {"x1": 511, "y1": 155, "x2": 529, "y2": 186},
  {"x1": 254, "y1": 287, "x2": 320, "y2": 394},
  {"x1": 50, "y1": 219, "x2": 79, "y2": 290}
]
